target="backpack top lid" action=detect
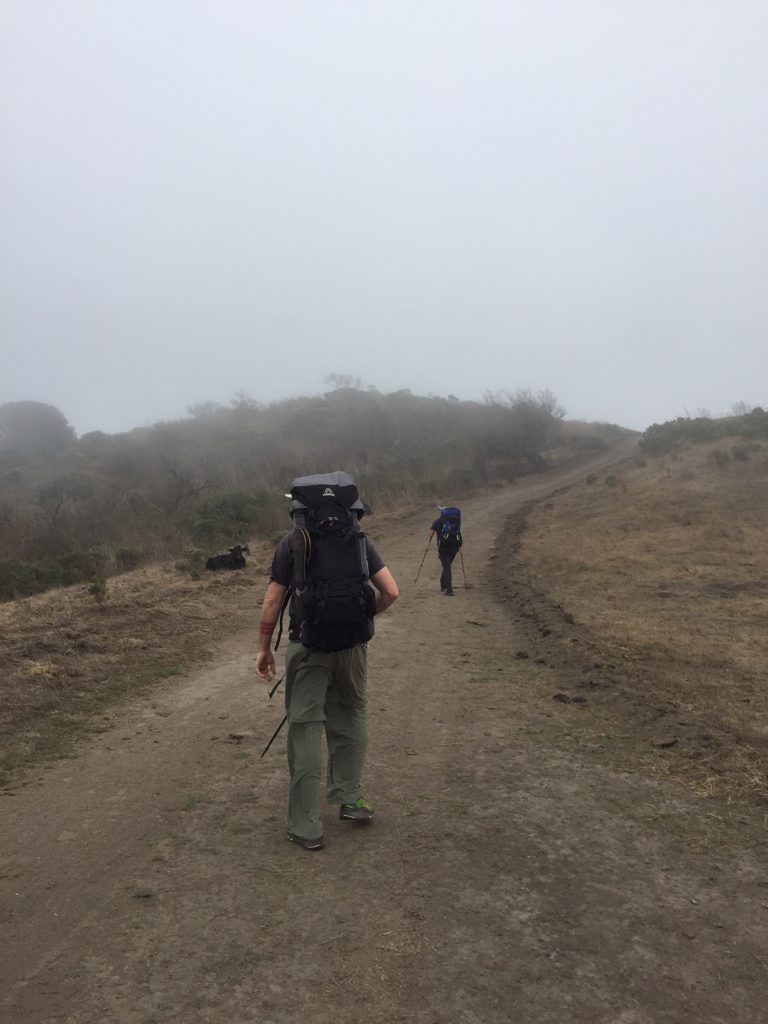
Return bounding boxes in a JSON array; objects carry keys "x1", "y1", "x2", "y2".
[
  {"x1": 289, "y1": 471, "x2": 366, "y2": 524},
  {"x1": 438, "y1": 504, "x2": 461, "y2": 526}
]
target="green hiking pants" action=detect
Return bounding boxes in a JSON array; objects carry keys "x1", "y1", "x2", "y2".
[{"x1": 284, "y1": 640, "x2": 368, "y2": 841}]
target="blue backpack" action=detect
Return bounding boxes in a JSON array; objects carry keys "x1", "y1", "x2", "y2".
[{"x1": 437, "y1": 506, "x2": 462, "y2": 551}]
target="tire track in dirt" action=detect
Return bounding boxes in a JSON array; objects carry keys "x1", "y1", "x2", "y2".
[{"x1": 3, "y1": 440, "x2": 768, "y2": 1024}]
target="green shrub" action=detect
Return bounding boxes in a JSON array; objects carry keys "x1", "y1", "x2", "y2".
[
  {"x1": 192, "y1": 491, "x2": 277, "y2": 547},
  {"x1": 736, "y1": 407, "x2": 768, "y2": 439},
  {"x1": 115, "y1": 546, "x2": 142, "y2": 571},
  {"x1": 57, "y1": 549, "x2": 106, "y2": 584},
  {"x1": 686, "y1": 418, "x2": 720, "y2": 443},
  {"x1": 175, "y1": 547, "x2": 206, "y2": 577},
  {"x1": 641, "y1": 409, "x2": 768, "y2": 455},
  {"x1": 87, "y1": 578, "x2": 108, "y2": 603},
  {"x1": 605, "y1": 474, "x2": 618, "y2": 488},
  {"x1": 0, "y1": 558, "x2": 44, "y2": 600}
]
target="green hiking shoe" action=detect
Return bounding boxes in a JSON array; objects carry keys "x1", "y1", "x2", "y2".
[{"x1": 339, "y1": 795, "x2": 375, "y2": 822}]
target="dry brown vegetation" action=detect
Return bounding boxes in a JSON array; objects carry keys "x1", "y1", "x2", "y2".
[
  {"x1": 0, "y1": 540, "x2": 274, "y2": 783},
  {"x1": 508, "y1": 438, "x2": 768, "y2": 801},
  {"x1": 0, "y1": 500, "x2": 405, "y2": 784}
]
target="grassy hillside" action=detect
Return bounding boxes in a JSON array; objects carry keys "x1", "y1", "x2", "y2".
[
  {"x1": 0, "y1": 539, "x2": 273, "y2": 784},
  {"x1": 512, "y1": 436, "x2": 768, "y2": 800}
]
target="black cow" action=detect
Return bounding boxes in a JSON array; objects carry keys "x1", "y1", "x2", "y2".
[{"x1": 205, "y1": 544, "x2": 250, "y2": 571}]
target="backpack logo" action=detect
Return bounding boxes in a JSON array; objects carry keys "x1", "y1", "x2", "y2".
[{"x1": 322, "y1": 487, "x2": 336, "y2": 497}]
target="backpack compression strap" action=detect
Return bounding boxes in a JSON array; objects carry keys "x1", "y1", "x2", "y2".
[{"x1": 355, "y1": 528, "x2": 370, "y2": 581}]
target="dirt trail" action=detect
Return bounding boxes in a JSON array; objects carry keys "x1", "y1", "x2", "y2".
[{"x1": 3, "y1": 440, "x2": 768, "y2": 1024}]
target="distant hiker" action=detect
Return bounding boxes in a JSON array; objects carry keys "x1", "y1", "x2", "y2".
[
  {"x1": 430, "y1": 505, "x2": 463, "y2": 596},
  {"x1": 255, "y1": 471, "x2": 399, "y2": 851}
]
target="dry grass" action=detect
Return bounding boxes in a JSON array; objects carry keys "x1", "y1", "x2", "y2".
[
  {"x1": 519, "y1": 438, "x2": 768, "y2": 798},
  {"x1": 0, "y1": 542, "x2": 274, "y2": 783}
]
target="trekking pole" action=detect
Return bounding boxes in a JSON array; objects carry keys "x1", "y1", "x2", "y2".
[
  {"x1": 414, "y1": 533, "x2": 434, "y2": 583},
  {"x1": 460, "y1": 549, "x2": 469, "y2": 589},
  {"x1": 259, "y1": 672, "x2": 286, "y2": 757},
  {"x1": 260, "y1": 714, "x2": 287, "y2": 758},
  {"x1": 268, "y1": 673, "x2": 285, "y2": 700}
]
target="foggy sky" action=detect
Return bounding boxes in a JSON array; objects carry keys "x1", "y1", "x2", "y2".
[{"x1": 2, "y1": 1, "x2": 767, "y2": 436}]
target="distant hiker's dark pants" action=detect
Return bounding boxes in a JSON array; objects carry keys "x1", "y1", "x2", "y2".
[
  {"x1": 283, "y1": 640, "x2": 368, "y2": 841},
  {"x1": 438, "y1": 548, "x2": 458, "y2": 593}
]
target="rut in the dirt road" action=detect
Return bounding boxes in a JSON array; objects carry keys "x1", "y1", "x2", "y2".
[{"x1": 3, "y1": 442, "x2": 768, "y2": 1024}]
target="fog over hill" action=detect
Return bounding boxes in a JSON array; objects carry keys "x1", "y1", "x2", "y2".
[
  {"x1": 2, "y1": 2, "x2": 767, "y2": 435},
  {"x1": 1, "y1": 386, "x2": 623, "y2": 599}
]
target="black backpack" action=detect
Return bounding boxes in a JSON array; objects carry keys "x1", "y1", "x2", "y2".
[
  {"x1": 437, "y1": 506, "x2": 462, "y2": 551},
  {"x1": 287, "y1": 472, "x2": 376, "y2": 652}
]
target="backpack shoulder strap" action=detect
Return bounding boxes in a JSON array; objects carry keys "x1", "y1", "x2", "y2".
[
  {"x1": 273, "y1": 586, "x2": 291, "y2": 651},
  {"x1": 273, "y1": 525, "x2": 309, "y2": 652},
  {"x1": 355, "y1": 527, "x2": 370, "y2": 580},
  {"x1": 291, "y1": 524, "x2": 311, "y2": 591}
]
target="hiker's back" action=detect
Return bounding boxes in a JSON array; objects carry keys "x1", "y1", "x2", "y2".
[{"x1": 437, "y1": 506, "x2": 462, "y2": 552}]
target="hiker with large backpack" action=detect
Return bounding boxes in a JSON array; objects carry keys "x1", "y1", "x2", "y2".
[
  {"x1": 255, "y1": 471, "x2": 399, "y2": 851},
  {"x1": 430, "y1": 505, "x2": 463, "y2": 596}
]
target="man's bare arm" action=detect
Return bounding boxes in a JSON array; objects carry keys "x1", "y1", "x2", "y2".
[
  {"x1": 371, "y1": 566, "x2": 399, "y2": 615},
  {"x1": 256, "y1": 580, "x2": 287, "y2": 681}
]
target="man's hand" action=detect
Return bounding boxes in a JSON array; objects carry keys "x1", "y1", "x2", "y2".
[{"x1": 256, "y1": 649, "x2": 276, "y2": 682}]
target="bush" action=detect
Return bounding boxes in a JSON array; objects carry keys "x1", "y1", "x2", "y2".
[
  {"x1": 0, "y1": 558, "x2": 45, "y2": 601},
  {"x1": 640, "y1": 421, "x2": 685, "y2": 456},
  {"x1": 87, "y1": 578, "x2": 108, "y2": 603},
  {"x1": 641, "y1": 410, "x2": 768, "y2": 455},
  {"x1": 735, "y1": 407, "x2": 768, "y2": 440},
  {"x1": 686, "y1": 418, "x2": 720, "y2": 443},
  {"x1": 192, "y1": 491, "x2": 279, "y2": 547},
  {"x1": 57, "y1": 549, "x2": 107, "y2": 584},
  {"x1": 115, "y1": 546, "x2": 142, "y2": 571},
  {"x1": 175, "y1": 547, "x2": 206, "y2": 577}
]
